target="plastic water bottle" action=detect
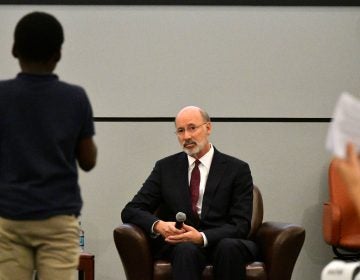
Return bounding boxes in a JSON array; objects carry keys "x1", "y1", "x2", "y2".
[{"x1": 79, "y1": 221, "x2": 85, "y2": 252}]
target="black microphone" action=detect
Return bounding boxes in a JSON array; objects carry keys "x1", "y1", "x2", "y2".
[{"x1": 175, "y1": 212, "x2": 186, "y2": 229}]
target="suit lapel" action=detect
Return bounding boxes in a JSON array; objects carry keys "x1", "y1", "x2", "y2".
[
  {"x1": 173, "y1": 153, "x2": 193, "y2": 214},
  {"x1": 201, "y1": 149, "x2": 227, "y2": 219}
]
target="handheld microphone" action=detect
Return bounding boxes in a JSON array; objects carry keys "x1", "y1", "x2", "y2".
[{"x1": 175, "y1": 212, "x2": 186, "y2": 229}]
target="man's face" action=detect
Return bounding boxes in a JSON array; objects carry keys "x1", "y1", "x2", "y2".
[{"x1": 175, "y1": 108, "x2": 211, "y2": 158}]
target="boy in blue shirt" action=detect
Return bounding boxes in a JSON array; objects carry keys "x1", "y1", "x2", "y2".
[{"x1": 0, "y1": 11, "x2": 97, "y2": 280}]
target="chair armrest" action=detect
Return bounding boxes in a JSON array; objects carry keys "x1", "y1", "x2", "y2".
[
  {"x1": 255, "y1": 221, "x2": 305, "y2": 280},
  {"x1": 113, "y1": 223, "x2": 153, "y2": 280},
  {"x1": 322, "y1": 202, "x2": 341, "y2": 245}
]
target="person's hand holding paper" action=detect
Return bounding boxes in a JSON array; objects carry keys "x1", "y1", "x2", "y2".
[
  {"x1": 326, "y1": 92, "x2": 360, "y2": 158},
  {"x1": 327, "y1": 92, "x2": 360, "y2": 216}
]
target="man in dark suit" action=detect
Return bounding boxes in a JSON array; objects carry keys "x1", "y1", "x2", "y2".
[{"x1": 121, "y1": 106, "x2": 257, "y2": 280}]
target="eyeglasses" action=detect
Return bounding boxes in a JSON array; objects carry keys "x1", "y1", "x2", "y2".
[{"x1": 175, "y1": 123, "x2": 208, "y2": 136}]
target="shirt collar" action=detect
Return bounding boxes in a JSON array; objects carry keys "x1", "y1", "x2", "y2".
[
  {"x1": 17, "y1": 72, "x2": 58, "y2": 81},
  {"x1": 187, "y1": 144, "x2": 214, "y2": 169}
]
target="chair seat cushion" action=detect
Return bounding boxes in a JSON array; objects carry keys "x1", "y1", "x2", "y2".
[
  {"x1": 246, "y1": 262, "x2": 267, "y2": 280},
  {"x1": 153, "y1": 260, "x2": 266, "y2": 280}
]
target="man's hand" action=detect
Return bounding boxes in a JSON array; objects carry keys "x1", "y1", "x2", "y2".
[
  {"x1": 154, "y1": 220, "x2": 185, "y2": 239},
  {"x1": 165, "y1": 224, "x2": 204, "y2": 246}
]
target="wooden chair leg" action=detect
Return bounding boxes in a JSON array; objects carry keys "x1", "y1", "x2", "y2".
[{"x1": 78, "y1": 252, "x2": 95, "y2": 280}]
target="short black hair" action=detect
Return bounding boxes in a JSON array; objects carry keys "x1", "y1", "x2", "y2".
[{"x1": 13, "y1": 11, "x2": 64, "y2": 62}]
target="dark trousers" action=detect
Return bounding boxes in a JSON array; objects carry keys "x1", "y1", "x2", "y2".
[{"x1": 156, "y1": 238, "x2": 256, "y2": 280}]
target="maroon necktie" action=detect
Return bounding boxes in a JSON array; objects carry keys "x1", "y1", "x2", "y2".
[{"x1": 190, "y1": 160, "x2": 201, "y2": 216}]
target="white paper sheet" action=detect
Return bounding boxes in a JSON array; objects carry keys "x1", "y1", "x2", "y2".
[{"x1": 326, "y1": 92, "x2": 360, "y2": 158}]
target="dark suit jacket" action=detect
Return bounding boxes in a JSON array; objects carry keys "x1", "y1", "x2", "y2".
[{"x1": 121, "y1": 147, "x2": 254, "y2": 253}]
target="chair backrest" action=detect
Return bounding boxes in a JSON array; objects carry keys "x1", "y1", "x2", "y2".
[
  {"x1": 248, "y1": 185, "x2": 264, "y2": 239},
  {"x1": 323, "y1": 160, "x2": 360, "y2": 250}
]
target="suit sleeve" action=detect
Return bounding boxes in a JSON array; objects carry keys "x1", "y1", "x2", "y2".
[{"x1": 121, "y1": 161, "x2": 163, "y2": 235}]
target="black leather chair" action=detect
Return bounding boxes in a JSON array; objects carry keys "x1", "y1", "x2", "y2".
[{"x1": 114, "y1": 185, "x2": 305, "y2": 280}]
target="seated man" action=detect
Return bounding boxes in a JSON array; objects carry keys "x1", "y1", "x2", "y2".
[{"x1": 121, "y1": 105, "x2": 257, "y2": 280}]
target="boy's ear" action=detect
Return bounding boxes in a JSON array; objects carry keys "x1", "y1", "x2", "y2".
[
  {"x1": 12, "y1": 44, "x2": 19, "y2": 58},
  {"x1": 53, "y1": 49, "x2": 61, "y2": 63}
]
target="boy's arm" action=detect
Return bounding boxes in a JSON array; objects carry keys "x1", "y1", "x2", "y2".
[{"x1": 76, "y1": 137, "x2": 97, "y2": 171}]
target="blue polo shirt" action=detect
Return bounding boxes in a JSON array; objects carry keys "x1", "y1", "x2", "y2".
[{"x1": 0, "y1": 73, "x2": 95, "y2": 220}]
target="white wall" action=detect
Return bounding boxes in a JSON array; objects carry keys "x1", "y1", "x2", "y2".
[
  {"x1": 1, "y1": 5, "x2": 360, "y2": 280},
  {"x1": 1, "y1": 6, "x2": 360, "y2": 117}
]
